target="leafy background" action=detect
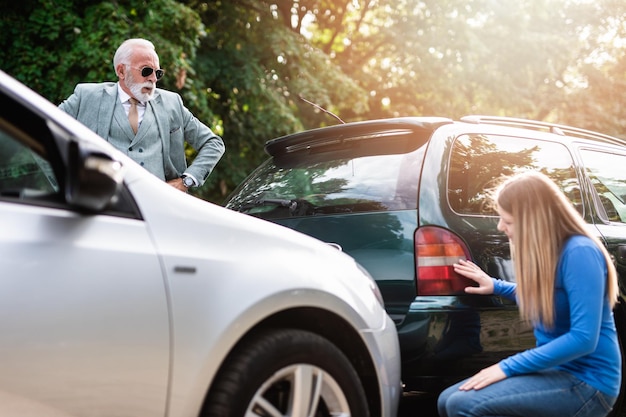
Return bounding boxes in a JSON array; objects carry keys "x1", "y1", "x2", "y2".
[{"x1": 1, "y1": 0, "x2": 625, "y2": 203}]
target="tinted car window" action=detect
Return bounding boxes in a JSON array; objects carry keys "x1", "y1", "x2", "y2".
[
  {"x1": 229, "y1": 148, "x2": 424, "y2": 218},
  {"x1": 448, "y1": 134, "x2": 581, "y2": 215},
  {"x1": 580, "y1": 149, "x2": 626, "y2": 223}
]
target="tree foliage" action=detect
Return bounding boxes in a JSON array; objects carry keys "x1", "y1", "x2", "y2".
[
  {"x1": 291, "y1": 0, "x2": 625, "y2": 123},
  {"x1": 0, "y1": 0, "x2": 203, "y2": 102},
  {"x1": 183, "y1": 0, "x2": 369, "y2": 200},
  {"x1": 1, "y1": 0, "x2": 625, "y2": 204}
]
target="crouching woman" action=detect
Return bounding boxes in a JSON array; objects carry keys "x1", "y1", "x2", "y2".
[{"x1": 437, "y1": 171, "x2": 621, "y2": 417}]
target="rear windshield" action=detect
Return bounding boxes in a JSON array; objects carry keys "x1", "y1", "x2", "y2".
[{"x1": 226, "y1": 147, "x2": 425, "y2": 218}]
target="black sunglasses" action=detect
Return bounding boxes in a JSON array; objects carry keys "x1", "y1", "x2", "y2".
[{"x1": 134, "y1": 66, "x2": 164, "y2": 80}]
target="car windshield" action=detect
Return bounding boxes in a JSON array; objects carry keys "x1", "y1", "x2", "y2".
[{"x1": 226, "y1": 149, "x2": 424, "y2": 218}]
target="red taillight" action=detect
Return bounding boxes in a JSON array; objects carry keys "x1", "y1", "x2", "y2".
[{"x1": 415, "y1": 226, "x2": 474, "y2": 295}]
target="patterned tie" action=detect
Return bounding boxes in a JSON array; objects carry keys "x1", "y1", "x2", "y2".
[{"x1": 128, "y1": 97, "x2": 139, "y2": 134}]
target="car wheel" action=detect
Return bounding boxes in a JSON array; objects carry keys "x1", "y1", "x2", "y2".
[{"x1": 203, "y1": 328, "x2": 370, "y2": 417}]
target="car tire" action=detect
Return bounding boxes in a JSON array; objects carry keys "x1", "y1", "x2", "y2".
[{"x1": 203, "y1": 328, "x2": 370, "y2": 417}]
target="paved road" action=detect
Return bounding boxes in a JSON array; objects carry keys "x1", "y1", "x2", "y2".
[{"x1": 397, "y1": 391, "x2": 438, "y2": 417}]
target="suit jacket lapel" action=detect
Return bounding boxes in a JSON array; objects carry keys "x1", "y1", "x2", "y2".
[
  {"x1": 112, "y1": 102, "x2": 136, "y2": 142},
  {"x1": 97, "y1": 84, "x2": 118, "y2": 139},
  {"x1": 148, "y1": 91, "x2": 170, "y2": 160}
]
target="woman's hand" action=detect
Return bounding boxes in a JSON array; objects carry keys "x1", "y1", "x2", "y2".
[
  {"x1": 459, "y1": 363, "x2": 507, "y2": 391},
  {"x1": 453, "y1": 259, "x2": 494, "y2": 295}
]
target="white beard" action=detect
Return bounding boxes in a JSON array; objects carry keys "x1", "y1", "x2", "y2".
[
  {"x1": 126, "y1": 69, "x2": 156, "y2": 102},
  {"x1": 128, "y1": 81, "x2": 155, "y2": 102}
]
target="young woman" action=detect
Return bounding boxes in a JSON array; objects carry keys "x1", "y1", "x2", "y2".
[{"x1": 437, "y1": 171, "x2": 621, "y2": 417}]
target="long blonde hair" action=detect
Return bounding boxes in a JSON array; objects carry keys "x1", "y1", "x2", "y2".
[{"x1": 494, "y1": 171, "x2": 618, "y2": 328}]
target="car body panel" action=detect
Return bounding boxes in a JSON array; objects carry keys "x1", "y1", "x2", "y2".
[
  {"x1": 272, "y1": 210, "x2": 419, "y2": 314},
  {"x1": 0, "y1": 201, "x2": 170, "y2": 416}
]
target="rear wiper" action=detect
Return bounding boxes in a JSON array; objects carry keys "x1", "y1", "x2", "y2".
[
  {"x1": 239, "y1": 198, "x2": 319, "y2": 216},
  {"x1": 240, "y1": 198, "x2": 295, "y2": 210}
]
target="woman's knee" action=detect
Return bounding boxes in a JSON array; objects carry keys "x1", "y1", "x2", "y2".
[{"x1": 438, "y1": 386, "x2": 476, "y2": 417}]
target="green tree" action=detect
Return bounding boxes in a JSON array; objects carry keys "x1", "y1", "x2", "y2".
[
  {"x1": 184, "y1": 0, "x2": 370, "y2": 201},
  {"x1": 0, "y1": 0, "x2": 204, "y2": 104},
  {"x1": 0, "y1": 0, "x2": 370, "y2": 203},
  {"x1": 555, "y1": 0, "x2": 626, "y2": 137},
  {"x1": 2, "y1": 0, "x2": 625, "y2": 204},
  {"x1": 202, "y1": 0, "x2": 626, "y2": 199},
  {"x1": 0, "y1": 0, "x2": 232, "y2": 201},
  {"x1": 290, "y1": 0, "x2": 621, "y2": 122}
]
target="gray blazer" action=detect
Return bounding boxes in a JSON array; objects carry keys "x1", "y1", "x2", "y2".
[{"x1": 59, "y1": 82, "x2": 225, "y2": 185}]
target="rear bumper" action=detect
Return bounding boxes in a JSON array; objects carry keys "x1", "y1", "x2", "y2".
[{"x1": 396, "y1": 296, "x2": 531, "y2": 392}]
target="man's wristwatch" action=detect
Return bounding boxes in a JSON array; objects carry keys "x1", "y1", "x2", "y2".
[{"x1": 181, "y1": 175, "x2": 195, "y2": 188}]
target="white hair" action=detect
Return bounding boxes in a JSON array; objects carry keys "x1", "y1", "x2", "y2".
[{"x1": 113, "y1": 38, "x2": 157, "y2": 69}]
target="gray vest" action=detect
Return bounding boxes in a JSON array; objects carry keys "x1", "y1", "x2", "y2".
[{"x1": 108, "y1": 101, "x2": 165, "y2": 180}]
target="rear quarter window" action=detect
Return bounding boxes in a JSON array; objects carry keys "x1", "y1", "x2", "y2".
[
  {"x1": 448, "y1": 134, "x2": 581, "y2": 216},
  {"x1": 579, "y1": 149, "x2": 626, "y2": 223}
]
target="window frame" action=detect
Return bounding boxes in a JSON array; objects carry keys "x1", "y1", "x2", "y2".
[
  {"x1": 578, "y1": 145, "x2": 626, "y2": 225},
  {"x1": 0, "y1": 93, "x2": 142, "y2": 219}
]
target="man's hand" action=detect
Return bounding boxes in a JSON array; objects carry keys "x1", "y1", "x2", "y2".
[{"x1": 167, "y1": 177, "x2": 188, "y2": 192}]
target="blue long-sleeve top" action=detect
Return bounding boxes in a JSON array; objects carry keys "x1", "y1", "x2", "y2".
[{"x1": 495, "y1": 235, "x2": 621, "y2": 397}]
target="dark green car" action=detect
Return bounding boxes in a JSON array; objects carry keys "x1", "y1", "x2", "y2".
[{"x1": 225, "y1": 116, "x2": 626, "y2": 413}]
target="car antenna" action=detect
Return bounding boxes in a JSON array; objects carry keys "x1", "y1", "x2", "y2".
[{"x1": 299, "y1": 96, "x2": 345, "y2": 124}]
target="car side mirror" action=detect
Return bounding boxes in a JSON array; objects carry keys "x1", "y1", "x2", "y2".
[{"x1": 65, "y1": 140, "x2": 124, "y2": 211}]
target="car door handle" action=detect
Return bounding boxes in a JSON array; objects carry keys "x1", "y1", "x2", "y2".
[{"x1": 174, "y1": 265, "x2": 197, "y2": 274}]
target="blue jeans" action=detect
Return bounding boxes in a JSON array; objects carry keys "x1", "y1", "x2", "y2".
[{"x1": 437, "y1": 370, "x2": 617, "y2": 417}]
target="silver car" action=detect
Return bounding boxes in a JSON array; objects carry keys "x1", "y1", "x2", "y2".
[{"x1": 0, "y1": 70, "x2": 401, "y2": 417}]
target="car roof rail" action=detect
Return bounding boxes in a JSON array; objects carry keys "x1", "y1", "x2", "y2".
[{"x1": 460, "y1": 115, "x2": 626, "y2": 147}]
